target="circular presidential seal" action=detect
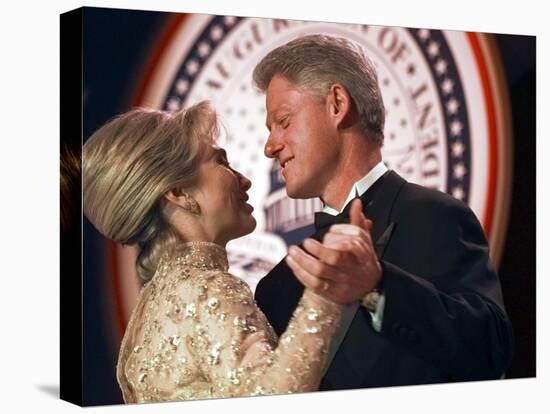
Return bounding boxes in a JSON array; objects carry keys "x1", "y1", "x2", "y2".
[{"x1": 111, "y1": 13, "x2": 513, "y2": 330}]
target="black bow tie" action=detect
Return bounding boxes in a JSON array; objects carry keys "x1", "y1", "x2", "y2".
[
  {"x1": 313, "y1": 210, "x2": 349, "y2": 231},
  {"x1": 314, "y1": 196, "x2": 376, "y2": 231},
  {"x1": 312, "y1": 170, "x2": 390, "y2": 232}
]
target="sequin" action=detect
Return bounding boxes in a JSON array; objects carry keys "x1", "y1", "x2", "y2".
[
  {"x1": 282, "y1": 334, "x2": 294, "y2": 344},
  {"x1": 198, "y1": 284, "x2": 208, "y2": 301},
  {"x1": 227, "y1": 369, "x2": 241, "y2": 385},
  {"x1": 185, "y1": 304, "x2": 196, "y2": 318},
  {"x1": 208, "y1": 342, "x2": 222, "y2": 365},
  {"x1": 252, "y1": 385, "x2": 265, "y2": 396},
  {"x1": 229, "y1": 340, "x2": 240, "y2": 359},
  {"x1": 207, "y1": 297, "x2": 219, "y2": 310},
  {"x1": 116, "y1": 241, "x2": 343, "y2": 403},
  {"x1": 169, "y1": 335, "x2": 181, "y2": 348},
  {"x1": 307, "y1": 309, "x2": 319, "y2": 321}
]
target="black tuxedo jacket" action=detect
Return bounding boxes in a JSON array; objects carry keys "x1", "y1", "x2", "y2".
[{"x1": 254, "y1": 170, "x2": 514, "y2": 389}]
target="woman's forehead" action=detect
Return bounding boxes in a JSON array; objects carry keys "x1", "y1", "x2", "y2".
[{"x1": 203, "y1": 144, "x2": 227, "y2": 159}]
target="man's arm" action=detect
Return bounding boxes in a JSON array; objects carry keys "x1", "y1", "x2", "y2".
[
  {"x1": 375, "y1": 202, "x2": 513, "y2": 380},
  {"x1": 286, "y1": 199, "x2": 514, "y2": 380}
]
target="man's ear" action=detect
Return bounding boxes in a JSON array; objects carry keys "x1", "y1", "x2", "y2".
[{"x1": 326, "y1": 83, "x2": 355, "y2": 129}]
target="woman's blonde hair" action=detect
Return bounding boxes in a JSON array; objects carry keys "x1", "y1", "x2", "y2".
[{"x1": 83, "y1": 101, "x2": 218, "y2": 284}]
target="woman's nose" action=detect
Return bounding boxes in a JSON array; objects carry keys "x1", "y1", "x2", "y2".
[{"x1": 239, "y1": 172, "x2": 252, "y2": 191}]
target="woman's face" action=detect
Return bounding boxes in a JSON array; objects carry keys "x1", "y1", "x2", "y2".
[{"x1": 191, "y1": 145, "x2": 256, "y2": 245}]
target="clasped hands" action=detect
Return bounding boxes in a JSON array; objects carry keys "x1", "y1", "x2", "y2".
[{"x1": 286, "y1": 199, "x2": 382, "y2": 305}]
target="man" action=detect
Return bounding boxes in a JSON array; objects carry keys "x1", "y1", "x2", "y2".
[{"x1": 252, "y1": 34, "x2": 513, "y2": 389}]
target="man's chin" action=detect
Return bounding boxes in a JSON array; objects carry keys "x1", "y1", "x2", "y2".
[{"x1": 285, "y1": 186, "x2": 316, "y2": 200}]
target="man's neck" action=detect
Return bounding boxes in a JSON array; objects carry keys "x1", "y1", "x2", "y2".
[
  {"x1": 321, "y1": 142, "x2": 382, "y2": 211},
  {"x1": 323, "y1": 160, "x2": 388, "y2": 215}
]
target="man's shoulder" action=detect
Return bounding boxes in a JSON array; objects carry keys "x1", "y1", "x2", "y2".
[
  {"x1": 385, "y1": 175, "x2": 476, "y2": 229},
  {"x1": 396, "y1": 178, "x2": 468, "y2": 213}
]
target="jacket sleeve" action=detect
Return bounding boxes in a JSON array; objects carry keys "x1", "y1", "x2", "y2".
[{"x1": 379, "y1": 199, "x2": 514, "y2": 380}]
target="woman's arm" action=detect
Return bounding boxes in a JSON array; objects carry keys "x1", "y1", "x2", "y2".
[{"x1": 201, "y1": 271, "x2": 343, "y2": 397}]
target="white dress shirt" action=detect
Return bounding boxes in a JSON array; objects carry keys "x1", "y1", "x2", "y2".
[
  {"x1": 322, "y1": 160, "x2": 388, "y2": 215},
  {"x1": 321, "y1": 160, "x2": 387, "y2": 333}
]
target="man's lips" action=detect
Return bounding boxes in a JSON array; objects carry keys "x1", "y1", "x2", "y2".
[{"x1": 280, "y1": 157, "x2": 294, "y2": 169}]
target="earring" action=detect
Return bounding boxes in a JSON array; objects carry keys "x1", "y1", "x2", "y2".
[{"x1": 180, "y1": 192, "x2": 201, "y2": 215}]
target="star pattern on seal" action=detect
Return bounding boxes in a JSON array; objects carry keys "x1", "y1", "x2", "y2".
[
  {"x1": 198, "y1": 42, "x2": 211, "y2": 58},
  {"x1": 452, "y1": 186, "x2": 465, "y2": 200},
  {"x1": 176, "y1": 79, "x2": 189, "y2": 95},
  {"x1": 414, "y1": 27, "x2": 470, "y2": 201},
  {"x1": 453, "y1": 163, "x2": 467, "y2": 180}
]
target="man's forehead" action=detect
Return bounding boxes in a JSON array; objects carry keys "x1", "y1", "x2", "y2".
[
  {"x1": 265, "y1": 82, "x2": 295, "y2": 114},
  {"x1": 266, "y1": 75, "x2": 297, "y2": 101}
]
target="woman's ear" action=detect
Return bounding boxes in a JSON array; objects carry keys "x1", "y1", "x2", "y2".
[
  {"x1": 326, "y1": 83, "x2": 356, "y2": 129},
  {"x1": 163, "y1": 190, "x2": 180, "y2": 206},
  {"x1": 163, "y1": 190, "x2": 201, "y2": 215}
]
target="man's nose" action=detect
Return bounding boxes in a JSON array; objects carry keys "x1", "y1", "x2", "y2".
[{"x1": 264, "y1": 133, "x2": 284, "y2": 158}]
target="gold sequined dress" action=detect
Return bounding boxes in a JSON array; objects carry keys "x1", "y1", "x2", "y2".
[{"x1": 116, "y1": 241, "x2": 343, "y2": 403}]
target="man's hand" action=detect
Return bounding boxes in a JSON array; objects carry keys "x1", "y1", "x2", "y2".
[{"x1": 285, "y1": 199, "x2": 382, "y2": 304}]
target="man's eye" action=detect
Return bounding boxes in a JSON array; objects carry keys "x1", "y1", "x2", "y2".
[{"x1": 280, "y1": 117, "x2": 290, "y2": 129}]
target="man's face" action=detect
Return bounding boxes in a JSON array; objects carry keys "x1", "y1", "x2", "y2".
[{"x1": 264, "y1": 75, "x2": 340, "y2": 199}]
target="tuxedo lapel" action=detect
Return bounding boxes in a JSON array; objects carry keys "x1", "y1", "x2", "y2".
[
  {"x1": 374, "y1": 222, "x2": 395, "y2": 258},
  {"x1": 321, "y1": 170, "x2": 406, "y2": 390},
  {"x1": 362, "y1": 170, "x2": 404, "y2": 247}
]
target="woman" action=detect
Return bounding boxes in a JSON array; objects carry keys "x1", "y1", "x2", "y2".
[{"x1": 83, "y1": 101, "x2": 343, "y2": 403}]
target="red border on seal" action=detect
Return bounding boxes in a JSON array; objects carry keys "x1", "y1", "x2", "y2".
[
  {"x1": 467, "y1": 32, "x2": 498, "y2": 237},
  {"x1": 112, "y1": 14, "x2": 189, "y2": 339}
]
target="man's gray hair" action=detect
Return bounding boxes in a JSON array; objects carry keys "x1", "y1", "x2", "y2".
[{"x1": 253, "y1": 34, "x2": 385, "y2": 147}]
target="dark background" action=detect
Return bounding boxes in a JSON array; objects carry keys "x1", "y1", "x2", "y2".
[{"x1": 79, "y1": 7, "x2": 536, "y2": 406}]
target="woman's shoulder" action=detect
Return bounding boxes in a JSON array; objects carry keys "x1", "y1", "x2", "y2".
[
  {"x1": 204, "y1": 270, "x2": 254, "y2": 306},
  {"x1": 156, "y1": 262, "x2": 254, "y2": 307}
]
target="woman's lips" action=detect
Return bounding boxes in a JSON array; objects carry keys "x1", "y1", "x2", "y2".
[{"x1": 239, "y1": 194, "x2": 253, "y2": 212}]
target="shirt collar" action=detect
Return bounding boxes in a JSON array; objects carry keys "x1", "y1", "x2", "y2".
[{"x1": 322, "y1": 161, "x2": 388, "y2": 216}]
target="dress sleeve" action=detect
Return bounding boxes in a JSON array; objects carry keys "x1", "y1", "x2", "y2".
[{"x1": 198, "y1": 271, "x2": 343, "y2": 397}]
